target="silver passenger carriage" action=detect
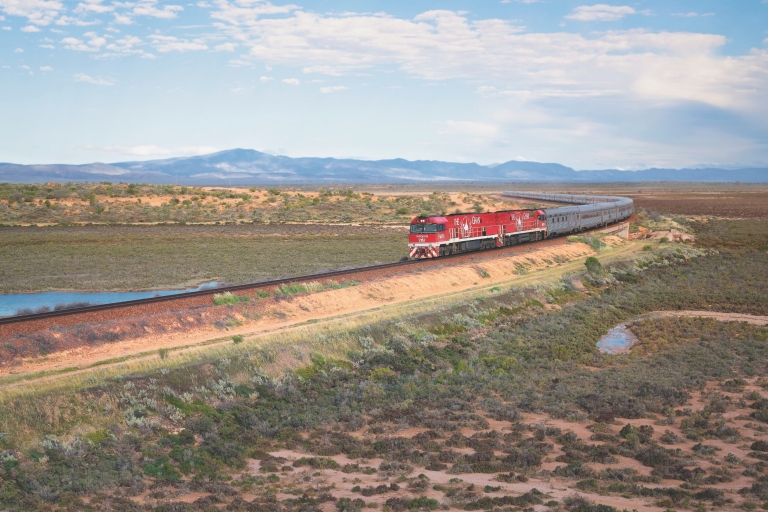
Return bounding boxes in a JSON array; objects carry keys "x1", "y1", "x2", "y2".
[{"x1": 502, "y1": 191, "x2": 634, "y2": 237}]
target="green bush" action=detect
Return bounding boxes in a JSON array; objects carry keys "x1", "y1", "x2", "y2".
[
  {"x1": 584, "y1": 256, "x2": 602, "y2": 273},
  {"x1": 213, "y1": 291, "x2": 250, "y2": 305}
]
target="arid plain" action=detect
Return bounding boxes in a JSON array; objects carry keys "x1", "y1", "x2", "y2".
[{"x1": 0, "y1": 183, "x2": 767, "y2": 512}]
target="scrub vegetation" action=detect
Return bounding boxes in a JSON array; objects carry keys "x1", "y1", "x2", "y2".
[
  {"x1": 0, "y1": 216, "x2": 767, "y2": 511},
  {"x1": 0, "y1": 224, "x2": 405, "y2": 293},
  {"x1": 0, "y1": 183, "x2": 518, "y2": 226}
]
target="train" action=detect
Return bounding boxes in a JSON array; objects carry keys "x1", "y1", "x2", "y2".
[{"x1": 408, "y1": 191, "x2": 633, "y2": 259}]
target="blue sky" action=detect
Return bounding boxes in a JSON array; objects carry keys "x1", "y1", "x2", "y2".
[{"x1": 1, "y1": 0, "x2": 767, "y2": 169}]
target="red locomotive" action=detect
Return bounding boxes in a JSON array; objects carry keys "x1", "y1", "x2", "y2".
[{"x1": 408, "y1": 209, "x2": 547, "y2": 258}]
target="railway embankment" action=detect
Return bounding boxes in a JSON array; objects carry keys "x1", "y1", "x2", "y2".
[{"x1": 0, "y1": 229, "x2": 637, "y2": 382}]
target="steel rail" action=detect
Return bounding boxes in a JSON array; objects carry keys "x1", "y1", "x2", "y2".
[
  {"x1": 0, "y1": 236, "x2": 566, "y2": 326},
  {"x1": 1, "y1": 207, "x2": 632, "y2": 328}
]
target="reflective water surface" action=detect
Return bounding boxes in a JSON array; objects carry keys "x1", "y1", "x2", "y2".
[
  {"x1": 596, "y1": 323, "x2": 638, "y2": 354},
  {"x1": 0, "y1": 282, "x2": 218, "y2": 317}
]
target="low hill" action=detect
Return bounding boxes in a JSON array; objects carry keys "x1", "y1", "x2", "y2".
[{"x1": 1, "y1": 149, "x2": 766, "y2": 184}]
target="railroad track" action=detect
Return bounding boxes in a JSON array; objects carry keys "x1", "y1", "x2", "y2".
[{"x1": 0, "y1": 220, "x2": 630, "y2": 339}]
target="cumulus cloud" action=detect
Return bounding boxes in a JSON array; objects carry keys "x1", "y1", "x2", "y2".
[
  {"x1": 14, "y1": 47, "x2": 23, "y2": 52},
  {"x1": 214, "y1": 42, "x2": 237, "y2": 51},
  {"x1": 202, "y1": 8, "x2": 767, "y2": 112},
  {"x1": 319, "y1": 85, "x2": 348, "y2": 93},
  {"x1": 565, "y1": 4, "x2": 636, "y2": 21},
  {"x1": 74, "y1": 72, "x2": 114, "y2": 85},
  {"x1": 61, "y1": 31, "x2": 106, "y2": 51},
  {"x1": 99, "y1": 144, "x2": 218, "y2": 156},
  {"x1": 148, "y1": 35, "x2": 207, "y2": 52},
  {"x1": 20, "y1": 24, "x2": 39, "y2": 31},
  {"x1": 39, "y1": 65, "x2": 52, "y2": 70},
  {"x1": 0, "y1": 0, "x2": 63, "y2": 26},
  {"x1": 55, "y1": 15, "x2": 101, "y2": 26},
  {"x1": 210, "y1": 0, "x2": 297, "y2": 26},
  {"x1": 100, "y1": 35, "x2": 155, "y2": 58},
  {"x1": 282, "y1": 78, "x2": 299, "y2": 85},
  {"x1": 259, "y1": 75, "x2": 273, "y2": 82},
  {"x1": 74, "y1": 0, "x2": 113, "y2": 14}
]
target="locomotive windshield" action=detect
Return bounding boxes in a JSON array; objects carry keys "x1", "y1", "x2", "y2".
[{"x1": 410, "y1": 224, "x2": 444, "y2": 233}]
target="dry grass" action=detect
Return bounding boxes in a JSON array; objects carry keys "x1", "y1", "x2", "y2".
[{"x1": 0, "y1": 223, "x2": 406, "y2": 292}]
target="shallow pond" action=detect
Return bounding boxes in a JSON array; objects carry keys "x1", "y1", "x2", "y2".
[
  {"x1": 0, "y1": 282, "x2": 219, "y2": 317},
  {"x1": 596, "y1": 323, "x2": 638, "y2": 354}
]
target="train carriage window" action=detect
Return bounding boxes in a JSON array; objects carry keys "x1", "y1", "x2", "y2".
[{"x1": 410, "y1": 224, "x2": 443, "y2": 233}]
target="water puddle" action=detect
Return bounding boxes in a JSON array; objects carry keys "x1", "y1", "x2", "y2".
[
  {"x1": 0, "y1": 282, "x2": 219, "y2": 317},
  {"x1": 596, "y1": 323, "x2": 638, "y2": 354}
]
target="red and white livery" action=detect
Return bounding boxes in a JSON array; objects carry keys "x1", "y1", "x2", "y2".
[{"x1": 408, "y1": 209, "x2": 547, "y2": 259}]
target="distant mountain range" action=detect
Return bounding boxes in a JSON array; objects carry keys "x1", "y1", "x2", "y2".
[{"x1": 1, "y1": 149, "x2": 766, "y2": 184}]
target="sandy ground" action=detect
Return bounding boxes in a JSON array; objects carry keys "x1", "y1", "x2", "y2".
[
  {"x1": 130, "y1": 371, "x2": 768, "y2": 512},
  {"x1": 239, "y1": 374, "x2": 766, "y2": 512},
  {"x1": 630, "y1": 227, "x2": 694, "y2": 242},
  {"x1": 2, "y1": 241, "x2": 609, "y2": 380},
  {"x1": 644, "y1": 310, "x2": 768, "y2": 325}
]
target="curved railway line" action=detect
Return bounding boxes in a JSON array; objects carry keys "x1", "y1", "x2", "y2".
[
  {"x1": 0, "y1": 234, "x2": 578, "y2": 339},
  {"x1": 0, "y1": 192, "x2": 634, "y2": 340}
]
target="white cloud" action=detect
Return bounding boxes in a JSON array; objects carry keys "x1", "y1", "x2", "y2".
[
  {"x1": 202, "y1": 8, "x2": 768, "y2": 112},
  {"x1": 0, "y1": 0, "x2": 63, "y2": 26},
  {"x1": 99, "y1": 145, "x2": 217, "y2": 156},
  {"x1": 565, "y1": 5, "x2": 636, "y2": 21},
  {"x1": 100, "y1": 35, "x2": 155, "y2": 58},
  {"x1": 14, "y1": 47, "x2": 23, "y2": 52},
  {"x1": 672, "y1": 12, "x2": 715, "y2": 18},
  {"x1": 39, "y1": 65, "x2": 51, "y2": 70},
  {"x1": 227, "y1": 58, "x2": 251, "y2": 66},
  {"x1": 319, "y1": 85, "x2": 348, "y2": 93},
  {"x1": 74, "y1": 0, "x2": 113, "y2": 14},
  {"x1": 2, "y1": 26, "x2": 10, "y2": 30},
  {"x1": 148, "y1": 35, "x2": 207, "y2": 52},
  {"x1": 210, "y1": 0, "x2": 297, "y2": 26},
  {"x1": 214, "y1": 42, "x2": 237, "y2": 51},
  {"x1": 39, "y1": 43, "x2": 54, "y2": 48},
  {"x1": 259, "y1": 75, "x2": 273, "y2": 82},
  {"x1": 61, "y1": 31, "x2": 106, "y2": 51},
  {"x1": 55, "y1": 15, "x2": 101, "y2": 26},
  {"x1": 282, "y1": 78, "x2": 299, "y2": 85},
  {"x1": 131, "y1": 0, "x2": 182, "y2": 19},
  {"x1": 440, "y1": 120, "x2": 499, "y2": 137},
  {"x1": 20, "y1": 24, "x2": 39, "y2": 31},
  {"x1": 74, "y1": 72, "x2": 114, "y2": 85},
  {"x1": 106, "y1": 1, "x2": 183, "y2": 25}
]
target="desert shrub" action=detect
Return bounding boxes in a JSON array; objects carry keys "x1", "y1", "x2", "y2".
[
  {"x1": 584, "y1": 256, "x2": 602, "y2": 273},
  {"x1": 213, "y1": 292, "x2": 250, "y2": 306},
  {"x1": 293, "y1": 457, "x2": 340, "y2": 470},
  {"x1": 337, "y1": 497, "x2": 366, "y2": 512}
]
